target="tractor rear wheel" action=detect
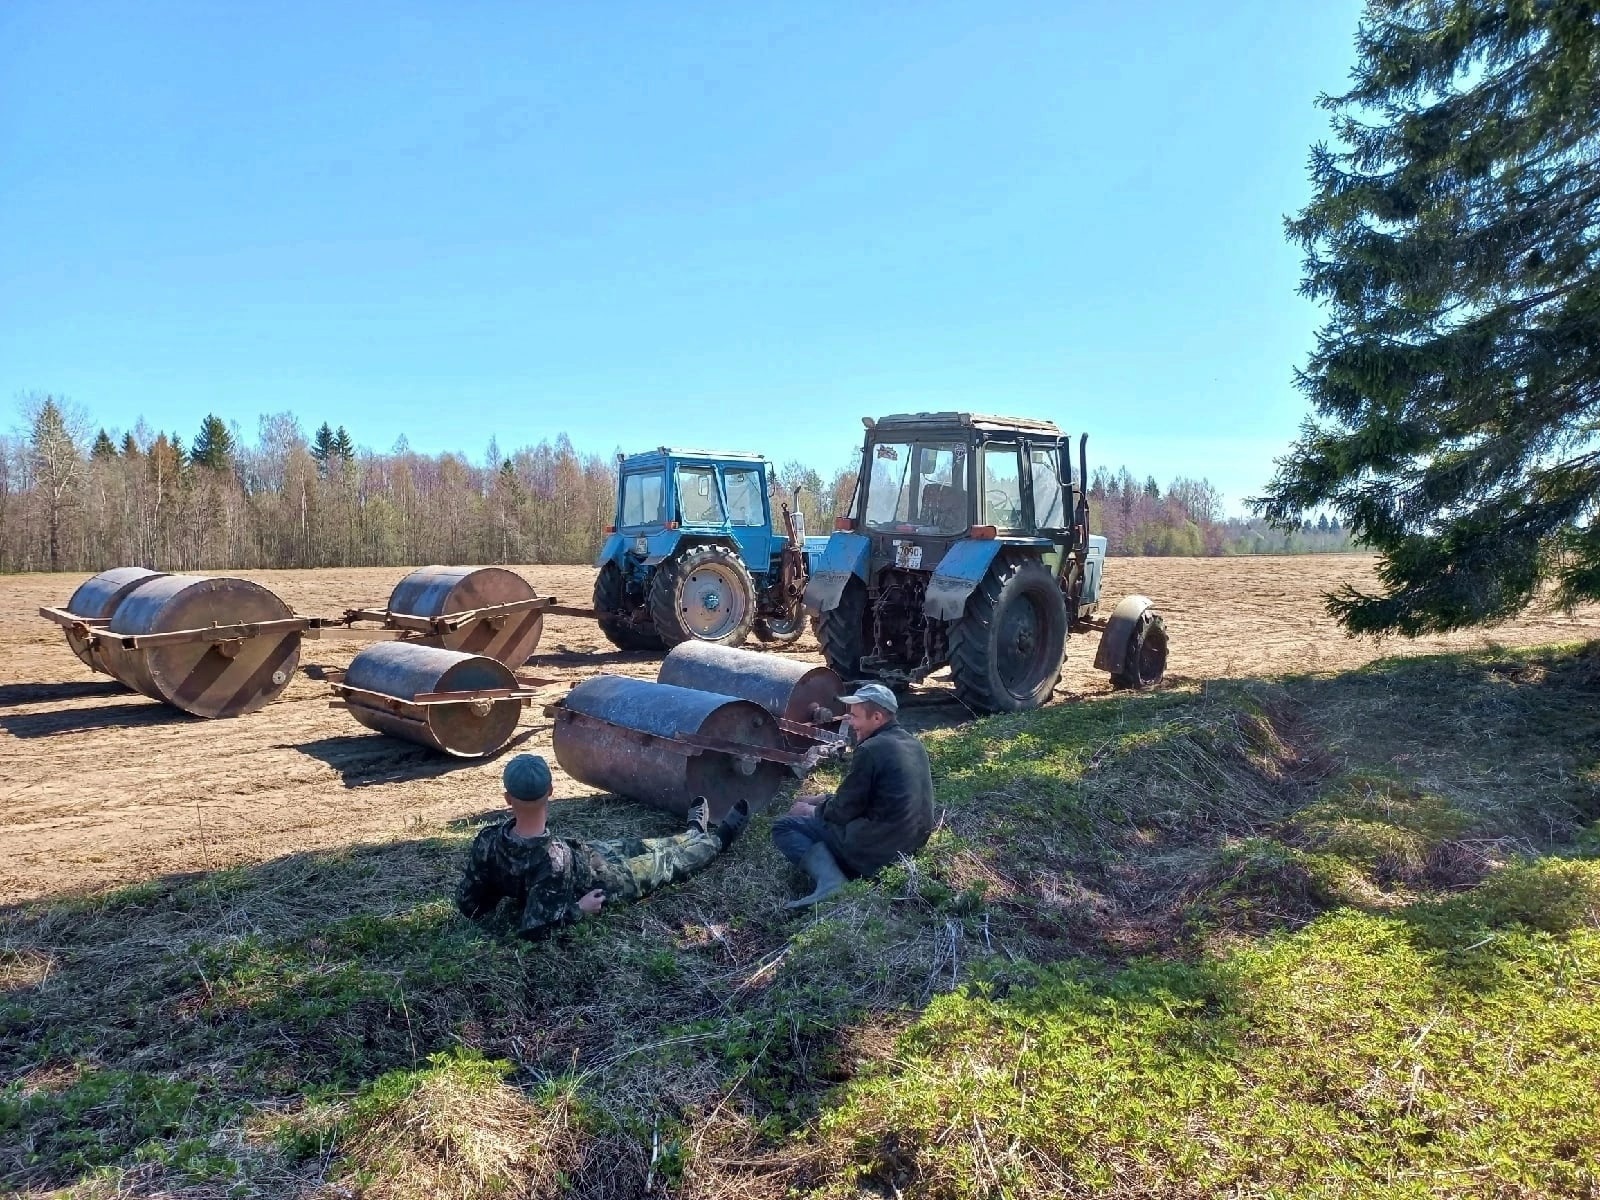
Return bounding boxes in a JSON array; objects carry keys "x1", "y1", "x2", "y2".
[
  {"x1": 949, "y1": 557, "x2": 1068, "y2": 713},
  {"x1": 1109, "y1": 611, "x2": 1169, "y2": 690},
  {"x1": 815, "y1": 578, "x2": 870, "y2": 681},
  {"x1": 648, "y1": 544, "x2": 757, "y2": 647},
  {"x1": 593, "y1": 563, "x2": 665, "y2": 652}
]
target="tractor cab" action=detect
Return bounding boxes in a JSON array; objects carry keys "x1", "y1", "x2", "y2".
[{"x1": 611, "y1": 448, "x2": 777, "y2": 569}]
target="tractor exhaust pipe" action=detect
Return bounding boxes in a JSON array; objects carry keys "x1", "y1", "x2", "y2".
[{"x1": 1077, "y1": 433, "x2": 1090, "y2": 540}]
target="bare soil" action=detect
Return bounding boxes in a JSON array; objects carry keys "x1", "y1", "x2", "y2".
[{"x1": 2, "y1": 555, "x2": 1595, "y2": 904}]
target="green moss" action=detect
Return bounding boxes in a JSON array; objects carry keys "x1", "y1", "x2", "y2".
[{"x1": 815, "y1": 911, "x2": 1600, "y2": 1198}]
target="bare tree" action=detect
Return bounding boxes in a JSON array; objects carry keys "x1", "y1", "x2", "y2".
[{"x1": 21, "y1": 393, "x2": 89, "y2": 571}]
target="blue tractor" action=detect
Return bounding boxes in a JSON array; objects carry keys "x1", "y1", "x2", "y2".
[
  {"x1": 592, "y1": 448, "x2": 831, "y2": 651},
  {"x1": 804, "y1": 412, "x2": 1169, "y2": 713}
]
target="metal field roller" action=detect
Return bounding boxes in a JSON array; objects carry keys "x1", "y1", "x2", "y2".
[
  {"x1": 656, "y1": 641, "x2": 845, "y2": 743},
  {"x1": 51, "y1": 567, "x2": 168, "y2": 674},
  {"x1": 331, "y1": 641, "x2": 536, "y2": 758},
  {"x1": 550, "y1": 675, "x2": 811, "y2": 819},
  {"x1": 338, "y1": 566, "x2": 550, "y2": 667},
  {"x1": 61, "y1": 574, "x2": 311, "y2": 718}
]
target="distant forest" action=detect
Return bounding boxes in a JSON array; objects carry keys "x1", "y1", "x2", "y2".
[{"x1": 1, "y1": 396, "x2": 1356, "y2": 574}]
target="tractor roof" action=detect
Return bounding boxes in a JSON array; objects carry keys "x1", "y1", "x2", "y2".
[
  {"x1": 620, "y1": 447, "x2": 770, "y2": 468},
  {"x1": 870, "y1": 411, "x2": 1063, "y2": 435}
]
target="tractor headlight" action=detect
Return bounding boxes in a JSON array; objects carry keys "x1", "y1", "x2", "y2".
[{"x1": 634, "y1": 535, "x2": 649, "y2": 556}]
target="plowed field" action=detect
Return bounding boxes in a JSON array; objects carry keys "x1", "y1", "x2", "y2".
[{"x1": 3, "y1": 555, "x2": 1595, "y2": 904}]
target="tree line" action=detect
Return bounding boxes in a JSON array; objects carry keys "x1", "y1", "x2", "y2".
[{"x1": 0, "y1": 394, "x2": 1353, "y2": 575}]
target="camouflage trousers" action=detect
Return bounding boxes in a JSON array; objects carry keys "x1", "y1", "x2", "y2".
[{"x1": 586, "y1": 830, "x2": 723, "y2": 902}]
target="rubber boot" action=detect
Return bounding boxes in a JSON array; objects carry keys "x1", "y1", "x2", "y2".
[
  {"x1": 785, "y1": 842, "x2": 848, "y2": 909},
  {"x1": 687, "y1": 796, "x2": 711, "y2": 835},
  {"x1": 713, "y1": 799, "x2": 750, "y2": 849}
]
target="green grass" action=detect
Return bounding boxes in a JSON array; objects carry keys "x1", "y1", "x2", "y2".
[{"x1": 2, "y1": 641, "x2": 1597, "y2": 1197}]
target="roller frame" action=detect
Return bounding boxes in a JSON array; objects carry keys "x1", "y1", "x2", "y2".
[{"x1": 42, "y1": 607, "x2": 319, "y2": 650}]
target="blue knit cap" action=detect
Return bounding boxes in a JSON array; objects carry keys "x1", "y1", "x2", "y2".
[{"x1": 503, "y1": 754, "x2": 553, "y2": 802}]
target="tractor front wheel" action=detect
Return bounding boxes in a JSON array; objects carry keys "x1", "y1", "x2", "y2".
[
  {"x1": 593, "y1": 563, "x2": 665, "y2": 652},
  {"x1": 753, "y1": 608, "x2": 807, "y2": 645},
  {"x1": 648, "y1": 544, "x2": 757, "y2": 647},
  {"x1": 1109, "y1": 611, "x2": 1169, "y2": 690},
  {"x1": 949, "y1": 557, "x2": 1068, "y2": 713}
]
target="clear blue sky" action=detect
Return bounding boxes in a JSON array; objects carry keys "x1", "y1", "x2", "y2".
[{"x1": 1, "y1": 1, "x2": 1363, "y2": 515}]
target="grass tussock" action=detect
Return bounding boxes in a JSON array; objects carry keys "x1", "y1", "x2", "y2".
[
  {"x1": 3, "y1": 640, "x2": 1599, "y2": 1197},
  {"x1": 277, "y1": 1049, "x2": 586, "y2": 1199}
]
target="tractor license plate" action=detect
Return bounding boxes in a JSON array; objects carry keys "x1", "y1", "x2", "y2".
[{"x1": 893, "y1": 540, "x2": 923, "y2": 569}]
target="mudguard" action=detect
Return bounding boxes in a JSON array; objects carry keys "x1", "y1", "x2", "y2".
[
  {"x1": 803, "y1": 532, "x2": 870, "y2": 612},
  {"x1": 594, "y1": 528, "x2": 685, "y2": 569},
  {"x1": 1093, "y1": 594, "x2": 1158, "y2": 673},
  {"x1": 922, "y1": 538, "x2": 1004, "y2": 621},
  {"x1": 593, "y1": 533, "x2": 627, "y2": 569}
]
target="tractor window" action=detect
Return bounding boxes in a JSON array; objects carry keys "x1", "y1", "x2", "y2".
[
  {"x1": 620, "y1": 470, "x2": 666, "y2": 527},
  {"x1": 723, "y1": 467, "x2": 765, "y2": 526},
  {"x1": 864, "y1": 441, "x2": 967, "y2": 534},
  {"x1": 864, "y1": 442, "x2": 914, "y2": 528},
  {"x1": 982, "y1": 445, "x2": 1024, "y2": 528},
  {"x1": 675, "y1": 465, "x2": 725, "y2": 525},
  {"x1": 1030, "y1": 448, "x2": 1067, "y2": 529}
]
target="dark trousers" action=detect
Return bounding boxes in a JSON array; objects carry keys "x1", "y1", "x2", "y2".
[{"x1": 770, "y1": 815, "x2": 831, "y2": 865}]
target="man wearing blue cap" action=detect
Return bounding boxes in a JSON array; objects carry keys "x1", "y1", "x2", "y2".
[
  {"x1": 770, "y1": 682, "x2": 934, "y2": 908},
  {"x1": 456, "y1": 753, "x2": 750, "y2": 939}
]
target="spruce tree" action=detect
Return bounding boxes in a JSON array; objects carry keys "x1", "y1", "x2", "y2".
[
  {"x1": 310, "y1": 422, "x2": 336, "y2": 472},
  {"x1": 1261, "y1": 1, "x2": 1600, "y2": 634},
  {"x1": 121, "y1": 432, "x2": 140, "y2": 459},
  {"x1": 190, "y1": 413, "x2": 235, "y2": 470},
  {"x1": 91, "y1": 429, "x2": 117, "y2": 460},
  {"x1": 332, "y1": 425, "x2": 356, "y2": 461}
]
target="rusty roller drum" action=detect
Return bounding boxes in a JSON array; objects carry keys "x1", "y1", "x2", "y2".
[
  {"x1": 96, "y1": 575, "x2": 301, "y2": 718},
  {"x1": 387, "y1": 565, "x2": 544, "y2": 666},
  {"x1": 60, "y1": 567, "x2": 167, "y2": 673},
  {"x1": 554, "y1": 675, "x2": 789, "y2": 819},
  {"x1": 343, "y1": 642, "x2": 523, "y2": 757},
  {"x1": 657, "y1": 641, "x2": 843, "y2": 733}
]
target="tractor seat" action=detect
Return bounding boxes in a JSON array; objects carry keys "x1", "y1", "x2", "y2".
[{"x1": 919, "y1": 483, "x2": 966, "y2": 531}]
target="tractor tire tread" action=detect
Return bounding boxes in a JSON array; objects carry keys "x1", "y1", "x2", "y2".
[
  {"x1": 816, "y1": 579, "x2": 868, "y2": 681},
  {"x1": 948, "y1": 555, "x2": 1067, "y2": 714},
  {"x1": 593, "y1": 564, "x2": 665, "y2": 652}
]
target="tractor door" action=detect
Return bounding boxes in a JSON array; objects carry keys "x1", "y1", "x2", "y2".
[
  {"x1": 1021, "y1": 438, "x2": 1073, "y2": 577},
  {"x1": 719, "y1": 463, "x2": 773, "y2": 570}
]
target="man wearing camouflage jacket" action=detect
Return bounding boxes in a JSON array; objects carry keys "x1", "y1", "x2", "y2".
[{"x1": 457, "y1": 754, "x2": 749, "y2": 939}]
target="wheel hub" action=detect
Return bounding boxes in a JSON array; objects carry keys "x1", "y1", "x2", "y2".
[{"x1": 682, "y1": 565, "x2": 747, "y2": 639}]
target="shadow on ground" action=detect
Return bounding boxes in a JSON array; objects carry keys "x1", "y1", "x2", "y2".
[
  {"x1": 0, "y1": 699, "x2": 194, "y2": 738},
  {"x1": 0, "y1": 680, "x2": 130, "y2": 709}
]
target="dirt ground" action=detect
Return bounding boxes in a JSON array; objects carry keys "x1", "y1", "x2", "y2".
[{"x1": 2, "y1": 555, "x2": 1596, "y2": 905}]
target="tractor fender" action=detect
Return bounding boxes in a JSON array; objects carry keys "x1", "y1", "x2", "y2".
[
  {"x1": 922, "y1": 539, "x2": 1005, "y2": 621},
  {"x1": 803, "y1": 532, "x2": 870, "y2": 613},
  {"x1": 592, "y1": 532, "x2": 627, "y2": 569},
  {"x1": 596, "y1": 529, "x2": 692, "y2": 569},
  {"x1": 1093, "y1": 594, "x2": 1158, "y2": 673}
]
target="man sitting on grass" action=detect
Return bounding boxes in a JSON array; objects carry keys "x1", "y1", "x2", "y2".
[
  {"x1": 457, "y1": 754, "x2": 749, "y2": 939},
  {"x1": 771, "y1": 682, "x2": 935, "y2": 908}
]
